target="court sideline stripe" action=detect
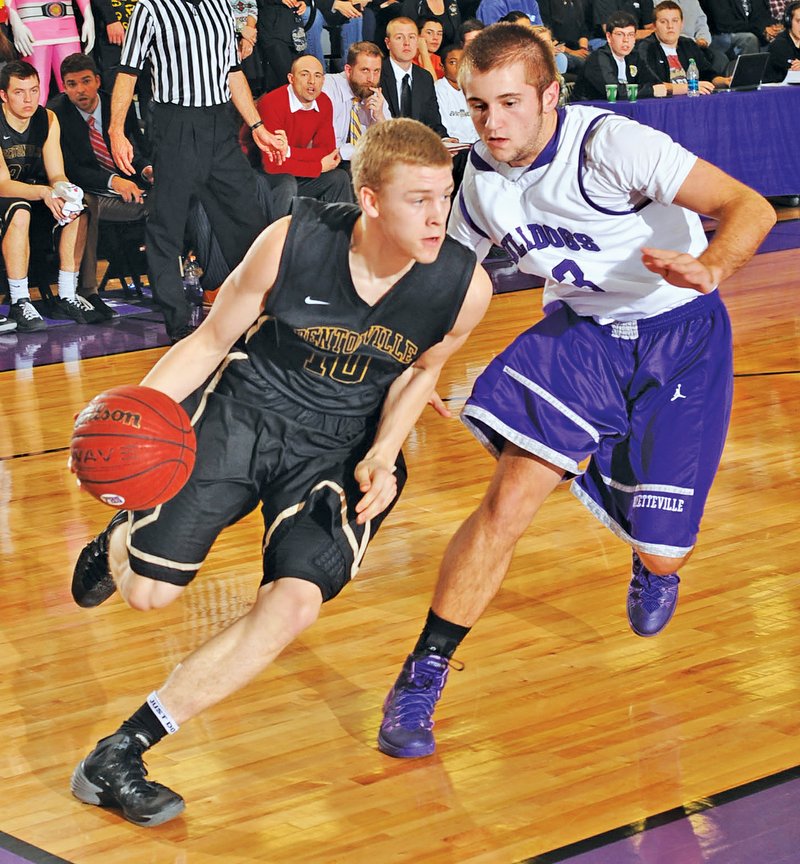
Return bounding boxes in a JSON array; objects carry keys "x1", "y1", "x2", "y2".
[
  {"x1": 0, "y1": 831, "x2": 73, "y2": 864},
  {"x1": 521, "y1": 762, "x2": 800, "y2": 863}
]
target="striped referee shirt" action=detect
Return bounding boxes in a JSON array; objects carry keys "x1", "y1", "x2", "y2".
[{"x1": 119, "y1": 0, "x2": 240, "y2": 107}]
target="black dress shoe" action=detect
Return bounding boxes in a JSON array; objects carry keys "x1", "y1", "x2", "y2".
[{"x1": 85, "y1": 293, "x2": 119, "y2": 319}]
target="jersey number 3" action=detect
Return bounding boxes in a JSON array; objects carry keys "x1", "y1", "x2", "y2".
[{"x1": 552, "y1": 259, "x2": 604, "y2": 293}]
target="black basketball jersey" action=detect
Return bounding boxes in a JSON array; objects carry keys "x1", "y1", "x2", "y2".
[
  {"x1": 243, "y1": 197, "x2": 477, "y2": 418},
  {"x1": 0, "y1": 105, "x2": 48, "y2": 184}
]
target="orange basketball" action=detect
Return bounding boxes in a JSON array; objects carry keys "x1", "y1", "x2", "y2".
[{"x1": 70, "y1": 385, "x2": 196, "y2": 510}]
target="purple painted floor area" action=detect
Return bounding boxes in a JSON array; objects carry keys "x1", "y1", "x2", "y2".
[
  {"x1": 0, "y1": 291, "x2": 170, "y2": 373},
  {"x1": 0, "y1": 852, "x2": 33, "y2": 864},
  {"x1": 535, "y1": 774, "x2": 800, "y2": 864}
]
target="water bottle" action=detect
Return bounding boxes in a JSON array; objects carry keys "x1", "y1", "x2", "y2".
[
  {"x1": 687, "y1": 58, "x2": 699, "y2": 96},
  {"x1": 182, "y1": 253, "x2": 204, "y2": 327}
]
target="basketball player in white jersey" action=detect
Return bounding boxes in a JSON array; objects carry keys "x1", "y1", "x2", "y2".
[{"x1": 377, "y1": 22, "x2": 777, "y2": 759}]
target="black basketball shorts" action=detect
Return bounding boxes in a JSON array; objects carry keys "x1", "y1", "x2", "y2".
[{"x1": 121, "y1": 355, "x2": 407, "y2": 602}]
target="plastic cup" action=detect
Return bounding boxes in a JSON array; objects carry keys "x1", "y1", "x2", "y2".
[
  {"x1": 605, "y1": 84, "x2": 618, "y2": 103},
  {"x1": 627, "y1": 83, "x2": 639, "y2": 102}
]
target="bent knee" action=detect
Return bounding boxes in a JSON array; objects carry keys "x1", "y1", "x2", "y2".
[
  {"x1": 256, "y1": 579, "x2": 323, "y2": 635},
  {"x1": 637, "y1": 550, "x2": 691, "y2": 576},
  {"x1": 119, "y1": 570, "x2": 186, "y2": 611}
]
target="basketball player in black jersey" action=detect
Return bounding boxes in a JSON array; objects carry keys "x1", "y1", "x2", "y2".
[
  {"x1": 69, "y1": 118, "x2": 492, "y2": 827},
  {"x1": 0, "y1": 61, "x2": 100, "y2": 333}
]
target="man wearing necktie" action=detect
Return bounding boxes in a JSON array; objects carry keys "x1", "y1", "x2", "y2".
[
  {"x1": 379, "y1": 18, "x2": 449, "y2": 137},
  {"x1": 322, "y1": 41, "x2": 392, "y2": 170},
  {"x1": 50, "y1": 53, "x2": 151, "y2": 319}
]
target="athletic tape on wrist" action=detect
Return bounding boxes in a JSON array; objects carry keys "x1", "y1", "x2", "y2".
[{"x1": 147, "y1": 690, "x2": 180, "y2": 734}]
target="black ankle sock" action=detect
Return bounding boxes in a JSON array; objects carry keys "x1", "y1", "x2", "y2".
[
  {"x1": 412, "y1": 608, "x2": 471, "y2": 659},
  {"x1": 119, "y1": 701, "x2": 168, "y2": 749}
]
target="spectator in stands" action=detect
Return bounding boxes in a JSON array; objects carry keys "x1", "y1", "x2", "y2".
[
  {"x1": 672, "y1": 0, "x2": 730, "y2": 74},
  {"x1": 402, "y1": 0, "x2": 463, "y2": 47},
  {"x1": 322, "y1": 40, "x2": 392, "y2": 168},
  {"x1": 765, "y1": 0, "x2": 800, "y2": 79},
  {"x1": 90, "y1": 0, "x2": 151, "y2": 109},
  {"x1": 590, "y1": 0, "x2": 655, "y2": 45},
  {"x1": 229, "y1": 0, "x2": 261, "y2": 91},
  {"x1": 459, "y1": 18, "x2": 486, "y2": 45},
  {"x1": 638, "y1": 1, "x2": 730, "y2": 92},
  {"x1": 308, "y1": 0, "x2": 366, "y2": 75},
  {"x1": 49, "y1": 53, "x2": 150, "y2": 320},
  {"x1": 244, "y1": 54, "x2": 352, "y2": 218},
  {"x1": 536, "y1": 0, "x2": 591, "y2": 73},
  {"x1": 379, "y1": 17, "x2": 449, "y2": 135},
  {"x1": 0, "y1": 61, "x2": 99, "y2": 333},
  {"x1": 415, "y1": 17, "x2": 446, "y2": 77},
  {"x1": 704, "y1": 0, "x2": 776, "y2": 58},
  {"x1": 476, "y1": 0, "x2": 543, "y2": 25},
  {"x1": 256, "y1": 0, "x2": 309, "y2": 92},
  {"x1": 572, "y1": 11, "x2": 661, "y2": 100},
  {"x1": 434, "y1": 44, "x2": 479, "y2": 141}
]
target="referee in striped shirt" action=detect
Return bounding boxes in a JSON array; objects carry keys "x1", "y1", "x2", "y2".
[{"x1": 108, "y1": 0, "x2": 287, "y2": 342}]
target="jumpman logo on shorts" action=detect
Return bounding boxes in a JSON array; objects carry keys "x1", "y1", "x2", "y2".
[{"x1": 671, "y1": 384, "x2": 687, "y2": 402}]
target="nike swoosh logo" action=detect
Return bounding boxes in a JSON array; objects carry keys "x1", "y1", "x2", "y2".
[
  {"x1": 304, "y1": 296, "x2": 330, "y2": 305},
  {"x1": 2, "y1": 136, "x2": 9, "y2": 140}
]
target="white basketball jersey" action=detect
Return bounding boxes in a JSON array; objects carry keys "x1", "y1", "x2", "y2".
[{"x1": 449, "y1": 106, "x2": 710, "y2": 322}]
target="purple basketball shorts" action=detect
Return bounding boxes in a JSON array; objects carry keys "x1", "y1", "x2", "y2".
[{"x1": 461, "y1": 291, "x2": 733, "y2": 557}]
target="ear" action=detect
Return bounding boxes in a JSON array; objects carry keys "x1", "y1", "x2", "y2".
[
  {"x1": 541, "y1": 78, "x2": 560, "y2": 113},
  {"x1": 359, "y1": 184, "x2": 380, "y2": 218}
]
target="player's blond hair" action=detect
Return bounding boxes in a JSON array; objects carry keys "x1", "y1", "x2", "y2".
[
  {"x1": 458, "y1": 23, "x2": 557, "y2": 98},
  {"x1": 351, "y1": 118, "x2": 451, "y2": 193}
]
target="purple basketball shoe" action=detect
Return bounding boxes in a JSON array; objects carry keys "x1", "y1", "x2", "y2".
[
  {"x1": 378, "y1": 653, "x2": 452, "y2": 758},
  {"x1": 627, "y1": 551, "x2": 681, "y2": 637}
]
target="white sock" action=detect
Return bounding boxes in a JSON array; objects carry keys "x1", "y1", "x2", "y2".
[
  {"x1": 8, "y1": 278, "x2": 29, "y2": 304},
  {"x1": 58, "y1": 270, "x2": 76, "y2": 301}
]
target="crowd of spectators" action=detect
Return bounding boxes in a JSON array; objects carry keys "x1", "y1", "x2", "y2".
[{"x1": 0, "y1": 0, "x2": 796, "y2": 338}]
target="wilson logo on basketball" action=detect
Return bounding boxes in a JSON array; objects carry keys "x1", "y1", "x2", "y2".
[{"x1": 75, "y1": 402, "x2": 143, "y2": 429}]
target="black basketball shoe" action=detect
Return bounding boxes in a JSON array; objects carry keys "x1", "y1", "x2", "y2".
[
  {"x1": 71, "y1": 510, "x2": 128, "y2": 607},
  {"x1": 71, "y1": 732, "x2": 185, "y2": 827}
]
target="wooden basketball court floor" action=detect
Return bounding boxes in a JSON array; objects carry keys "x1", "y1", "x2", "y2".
[{"x1": 1, "y1": 246, "x2": 798, "y2": 863}]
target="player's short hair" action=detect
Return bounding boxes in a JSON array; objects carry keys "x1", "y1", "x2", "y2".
[
  {"x1": 0, "y1": 60, "x2": 39, "y2": 91},
  {"x1": 654, "y1": 0, "x2": 683, "y2": 17},
  {"x1": 458, "y1": 23, "x2": 557, "y2": 97},
  {"x1": 346, "y1": 40, "x2": 383, "y2": 67},
  {"x1": 605, "y1": 11, "x2": 637, "y2": 32},
  {"x1": 386, "y1": 16, "x2": 419, "y2": 37},
  {"x1": 351, "y1": 118, "x2": 451, "y2": 193},
  {"x1": 61, "y1": 53, "x2": 100, "y2": 80}
]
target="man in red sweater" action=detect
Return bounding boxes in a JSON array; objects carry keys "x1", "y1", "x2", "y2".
[{"x1": 248, "y1": 55, "x2": 353, "y2": 218}]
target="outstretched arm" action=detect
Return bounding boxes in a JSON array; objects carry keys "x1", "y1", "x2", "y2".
[
  {"x1": 642, "y1": 158, "x2": 776, "y2": 292},
  {"x1": 354, "y1": 265, "x2": 493, "y2": 523}
]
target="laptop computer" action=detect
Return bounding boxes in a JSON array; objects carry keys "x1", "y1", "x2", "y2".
[{"x1": 724, "y1": 53, "x2": 770, "y2": 91}]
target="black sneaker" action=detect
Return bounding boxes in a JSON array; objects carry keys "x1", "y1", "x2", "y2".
[
  {"x1": 71, "y1": 510, "x2": 128, "y2": 607},
  {"x1": 0, "y1": 314, "x2": 16, "y2": 333},
  {"x1": 9, "y1": 297, "x2": 47, "y2": 332},
  {"x1": 85, "y1": 293, "x2": 119, "y2": 319},
  {"x1": 50, "y1": 295, "x2": 104, "y2": 324},
  {"x1": 71, "y1": 732, "x2": 185, "y2": 827}
]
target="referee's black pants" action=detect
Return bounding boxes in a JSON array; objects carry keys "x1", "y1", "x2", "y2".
[{"x1": 147, "y1": 102, "x2": 269, "y2": 338}]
